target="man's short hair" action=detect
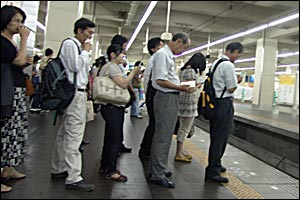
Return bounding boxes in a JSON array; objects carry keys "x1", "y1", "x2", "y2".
[
  {"x1": 45, "y1": 48, "x2": 53, "y2": 57},
  {"x1": 147, "y1": 37, "x2": 164, "y2": 56},
  {"x1": 226, "y1": 42, "x2": 244, "y2": 54},
  {"x1": 172, "y1": 32, "x2": 189, "y2": 44},
  {"x1": 73, "y1": 17, "x2": 95, "y2": 34},
  {"x1": 33, "y1": 55, "x2": 41, "y2": 63},
  {"x1": 111, "y1": 35, "x2": 128, "y2": 46}
]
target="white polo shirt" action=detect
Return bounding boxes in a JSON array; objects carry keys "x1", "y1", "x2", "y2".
[{"x1": 211, "y1": 55, "x2": 237, "y2": 98}]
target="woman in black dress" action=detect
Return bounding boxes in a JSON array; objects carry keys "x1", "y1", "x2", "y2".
[{"x1": 1, "y1": 5, "x2": 31, "y2": 193}]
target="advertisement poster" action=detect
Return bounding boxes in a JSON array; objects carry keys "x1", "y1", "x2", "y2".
[{"x1": 277, "y1": 75, "x2": 295, "y2": 105}]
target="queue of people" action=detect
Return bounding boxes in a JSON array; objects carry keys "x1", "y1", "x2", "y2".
[{"x1": 1, "y1": 4, "x2": 244, "y2": 193}]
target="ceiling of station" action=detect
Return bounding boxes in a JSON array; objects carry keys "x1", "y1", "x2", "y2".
[{"x1": 38, "y1": 1, "x2": 299, "y2": 72}]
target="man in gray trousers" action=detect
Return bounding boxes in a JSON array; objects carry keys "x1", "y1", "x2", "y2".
[{"x1": 149, "y1": 33, "x2": 194, "y2": 188}]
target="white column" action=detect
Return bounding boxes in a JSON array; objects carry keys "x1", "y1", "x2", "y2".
[
  {"x1": 44, "y1": 1, "x2": 84, "y2": 57},
  {"x1": 252, "y1": 38, "x2": 278, "y2": 110}
]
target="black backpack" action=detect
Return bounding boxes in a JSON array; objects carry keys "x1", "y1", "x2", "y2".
[
  {"x1": 39, "y1": 38, "x2": 80, "y2": 123},
  {"x1": 198, "y1": 58, "x2": 228, "y2": 120}
]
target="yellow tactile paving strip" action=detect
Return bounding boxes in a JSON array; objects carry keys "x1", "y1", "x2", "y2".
[{"x1": 181, "y1": 137, "x2": 265, "y2": 199}]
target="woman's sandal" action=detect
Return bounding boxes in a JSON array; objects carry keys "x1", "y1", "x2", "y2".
[
  {"x1": 174, "y1": 156, "x2": 192, "y2": 162},
  {"x1": 182, "y1": 152, "x2": 193, "y2": 160},
  {"x1": 105, "y1": 171, "x2": 128, "y2": 182},
  {"x1": 99, "y1": 168, "x2": 120, "y2": 175}
]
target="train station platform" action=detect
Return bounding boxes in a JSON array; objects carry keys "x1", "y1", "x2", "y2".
[
  {"x1": 196, "y1": 101, "x2": 299, "y2": 179},
  {"x1": 1, "y1": 103, "x2": 299, "y2": 199}
]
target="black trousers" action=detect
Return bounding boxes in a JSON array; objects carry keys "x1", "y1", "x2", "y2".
[
  {"x1": 100, "y1": 104, "x2": 125, "y2": 173},
  {"x1": 205, "y1": 98, "x2": 234, "y2": 177},
  {"x1": 138, "y1": 84, "x2": 157, "y2": 156}
]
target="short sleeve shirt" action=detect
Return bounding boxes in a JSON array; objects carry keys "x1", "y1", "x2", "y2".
[
  {"x1": 97, "y1": 62, "x2": 124, "y2": 106},
  {"x1": 99, "y1": 62, "x2": 123, "y2": 78},
  {"x1": 211, "y1": 55, "x2": 237, "y2": 98},
  {"x1": 152, "y1": 45, "x2": 180, "y2": 92}
]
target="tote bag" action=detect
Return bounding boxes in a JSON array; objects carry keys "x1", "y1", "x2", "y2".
[
  {"x1": 93, "y1": 76, "x2": 130, "y2": 106},
  {"x1": 86, "y1": 100, "x2": 95, "y2": 122}
]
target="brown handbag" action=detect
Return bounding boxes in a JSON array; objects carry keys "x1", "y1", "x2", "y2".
[{"x1": 25, "y1": 77, "x2": 35, "y2": 96}]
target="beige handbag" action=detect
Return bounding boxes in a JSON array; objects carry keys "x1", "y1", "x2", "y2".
[
  {"x1": 93, "y1": 76, "x2": 130, "y2": 106},
  {"x1": 86, "y1": 100, "x2": 94, "y2": 122}
]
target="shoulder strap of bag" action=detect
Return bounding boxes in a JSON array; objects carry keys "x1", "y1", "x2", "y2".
[
  {"x1": 210, "y1": 58, "x2": 228, "y2": 98},
  {"x1": 52, "y1": 39, "x2": 81, "y2": 126}
]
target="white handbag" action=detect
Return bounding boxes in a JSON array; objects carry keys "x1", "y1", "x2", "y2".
[
  {"x1": 86, "y1": 100, "x2": 94, "y2": 122},
  {"x1": 93, "y1": 76, "x2": 130, "y2": 106}
]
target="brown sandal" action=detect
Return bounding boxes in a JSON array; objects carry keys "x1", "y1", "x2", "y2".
[
  {"x1": 105, "y1": 171, "x2": 128, "y2": 182},
  {"x1": 99, "y1": 168, "x2": 120, "y2": 175}
]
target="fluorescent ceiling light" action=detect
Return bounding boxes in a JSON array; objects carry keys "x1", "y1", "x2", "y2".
[
  {"x1": 235, "y1": 57, "x2": 256, "y2": 63},
  {"x1": 234, "y1": 63, "x2": 299, "y2": 71},
  {"x1": 36, "y1": 21, "x2": 46, "y2": 31},
  {"x1": 277, "y1": 51, "x2": 299, "y2": 58},
  {"x1": 277, "y1": 64, "x2": 299, "y2": 68},
  {"x1": 176, "y1": 12, "x2": 299, "y2": 57},
  {"x1": 126, "y1": 1, "x2": 157, "y2": 51},
  {"x1": 235, "y1": 67, "x2": 255, "y2": 71},
  {"x1": 232, "y1": 51, "x2": 299, "y2": 64},
  {"x1": 268, "y1": 13, "x2": 299, "y2": 27}
]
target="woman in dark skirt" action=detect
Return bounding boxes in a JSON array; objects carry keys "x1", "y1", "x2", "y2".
[{"x1": 1, "y1": 5, "x2": 31, "y2": 193}]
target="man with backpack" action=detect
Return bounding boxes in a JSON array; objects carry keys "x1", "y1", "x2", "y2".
[
  {"x1": 205, "y1": 42, "x2": 243, "y2": 183},
  {"x1": 50, "y1": 18, "x2": 95, "y2": 192}
]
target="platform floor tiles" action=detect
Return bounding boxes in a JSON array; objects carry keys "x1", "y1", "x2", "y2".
[{"x1": 1, "y1": 109, "x2": 299, "y2": 199}]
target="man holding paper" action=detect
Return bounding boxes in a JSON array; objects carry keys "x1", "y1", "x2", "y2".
[{"x1": 149, "y1": 33, "x2": 193, "y2": 188}]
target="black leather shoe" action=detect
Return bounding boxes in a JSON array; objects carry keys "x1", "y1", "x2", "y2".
[
  {"x1": 81, "y1": 139, "x2": 90, "y2": 145},
  {"x1": 220, "y1": 166, "x2": 227, "y2": 173},
  {"x1": 51, "y1": 171, "x2": 68, "y2": 179},
  {"x1": 151, "y1": 178, "x2": 175, "y2": 188},
  {"x1": 65, "y1": 180, "x2": 95, "y2": 192},
  {"x1": 120, "y1": 145, "x2": 132, "y2": 153},
  {"x1": 205, "y1": 175, "x2": 229, "y2": 183}
]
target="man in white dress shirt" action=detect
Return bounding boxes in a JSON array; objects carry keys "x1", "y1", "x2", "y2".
[{"x1": 50, "y1": 18, "x2": 96, "y2": 192}]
